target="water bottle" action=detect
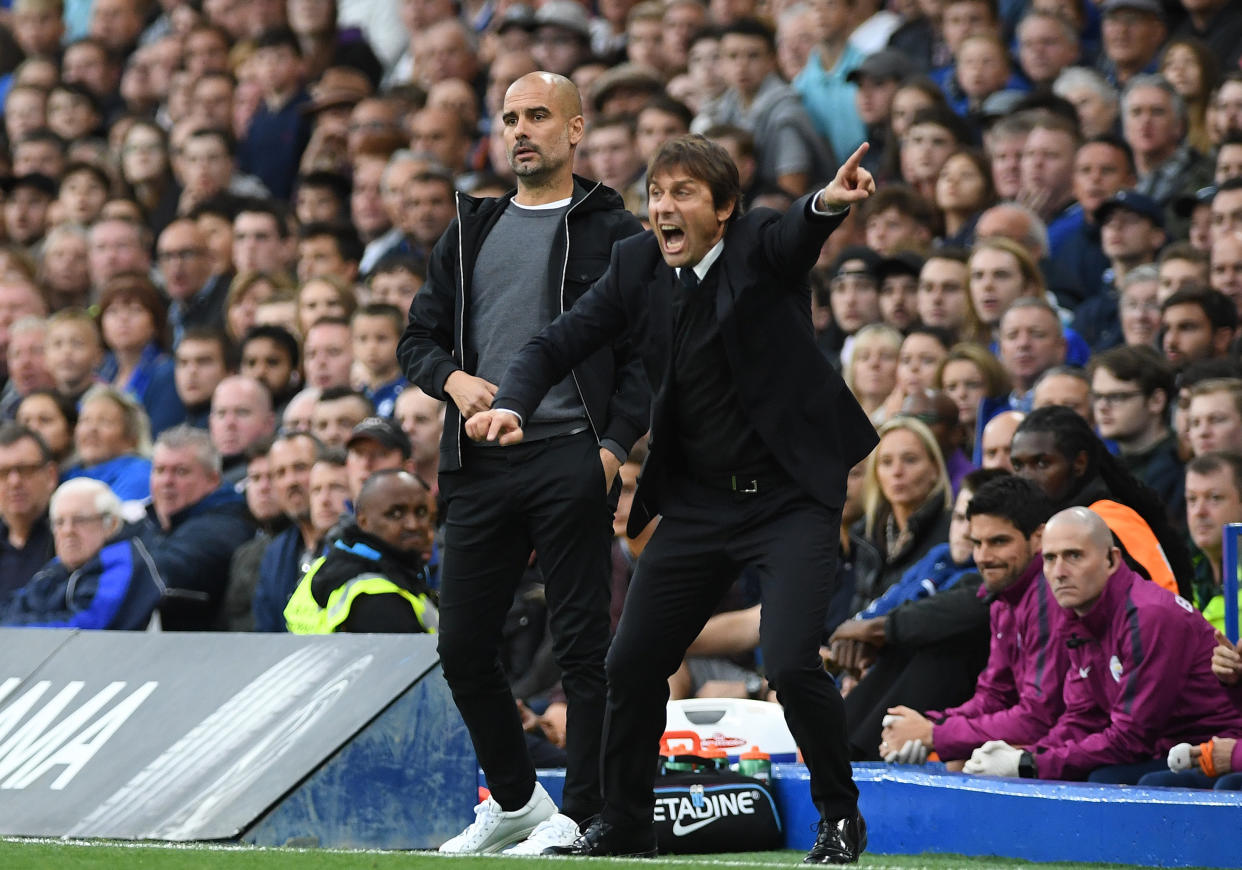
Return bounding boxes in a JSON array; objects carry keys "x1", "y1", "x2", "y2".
[{"x1": 736, "y1": 745, "x2": 772, "y2": 783}]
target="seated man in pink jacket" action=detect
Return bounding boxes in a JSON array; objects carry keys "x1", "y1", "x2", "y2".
[
  {"x1": 964, "y1": 506, "x2": 1242, "y2": 783},
  {"x1": 880, "y1": 475, "x2": 1068, "y2": 764}
]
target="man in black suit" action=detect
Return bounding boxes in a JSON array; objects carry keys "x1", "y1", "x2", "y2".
[{"x1": 468, "y1": 136, "x2": 880, "y2": 863}]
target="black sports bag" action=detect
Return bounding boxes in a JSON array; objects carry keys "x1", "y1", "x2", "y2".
[{"x1": 652, "y1": 766, "x2": 783, "y2": 854}]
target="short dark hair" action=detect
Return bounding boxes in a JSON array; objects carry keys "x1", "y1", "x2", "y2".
[
  {"x1": 720, "y1": 17, "x2": 776, "y2": 53},
  {"x1": 319, "y1": 386, "x2": 375, "y2": 412},
  {"x1": 299, "y1": 221, "x2": 363, "y2": 265},
  {"x1": 1088, "y1": 344, "x2": 1175, "y2": 402},
  {"x1": 966, "y1": 475, "x2": 1054, "y2": 537},
  {"x1": 353, "y1": 303, "x2": 404, "y2": 333},
  {"x1": 255, "y1": 26, "x2": 301, "y2": 55},
  {"x1": 908, "y1": 105, "x2": 972, "y2": 145},
  {"x1": 648, "y1": 135, "x2": 743, "y2": 223},
  {"x1": 0, "y1": 424, "x2": 53, "y2": 464},
  {"x1": 235, "y1": 198, "x2": 291, "y2": 238},
  {"x1": 296, "y1": 171, "x2": 351, "y2": 207},
  {"x1": 1187, "y1": 451, "x2": 1242, "y2": 496},
  {"x1": 245, "y1": 434, "x2": 277, "y2": 463},
  {"x1": 638, "y1": 95, "x2": 693, "y2": 131},
  {"x1": 369, "y1": 252, "x2": 425, "y2": 282},
  {"x1": 188, "y1": 192, "x2": 243, "y2": 223},
  {"x1": 59, "y1": 160, "x2": 110, "y2": 194},
  {"x1": 1081, "y1": 133, "x2": 1136, "y2": 177},
  {"x1": 188, "y1": 126, "x2": 237, "y2": 156},
  {"x1": 961, "y1": 466, "x2": 1009, "y2": 494},
  {"x1": 861, "y1": 184, "x2": 937, "y2": 227},
  {"x1": 242, "y1": 324, "x2": 300, "y2": 369},
  {"x1": 1161, "y1": 285, "x2": 1239, "y2": 332},
  {"x1": 179, "y1": 326, "x2": 238, "y2": 370}
]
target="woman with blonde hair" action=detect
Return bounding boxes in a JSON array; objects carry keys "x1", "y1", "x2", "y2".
[
  {"x1": 857, "y1": 417, "x2": 954, "y2": 608},
  {"x1": 844, "y1": 323, "x2": 902, "y2": 420}
]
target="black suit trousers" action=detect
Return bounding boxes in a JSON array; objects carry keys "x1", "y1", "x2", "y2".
[
  {"x1": 436, "y1": 431, "x2": 613, "y2": 822},
  {"x1": 602, "y1": 475, "x2": 858, "y2": 828}
]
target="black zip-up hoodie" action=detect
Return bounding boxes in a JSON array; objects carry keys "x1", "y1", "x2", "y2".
[{"x1": 397, "y1": 176, "x2": 648, "y2": 471}]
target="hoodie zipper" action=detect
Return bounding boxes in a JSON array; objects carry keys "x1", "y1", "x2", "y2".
[
  {"x1": 454, "y1": 191, "x2": 467, "y2": 466},
  {"x1": 561, "y1": 182, "x2": 602, "y2": 442}
]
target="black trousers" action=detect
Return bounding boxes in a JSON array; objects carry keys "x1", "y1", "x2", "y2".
[
  {"x1": 602, "y1": 475, "x2": 858, "y2": 828},
  {"x1": 843, "y1": 636, "x2": 989, "y2": 761},
  {"x1": 437, "y1": 431, "x2": 613, "y2": 822}
]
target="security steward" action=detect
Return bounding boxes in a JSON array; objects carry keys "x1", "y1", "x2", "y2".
[{"x1": 285, "y1": 469, "x2": 438, "y2": 633}]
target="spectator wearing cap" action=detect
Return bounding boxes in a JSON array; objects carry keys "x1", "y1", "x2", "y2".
[
  {"x1": 1124, "y1": 75, "x2": 1213, "y2": 209},
  {"x1": 1090, "y1": 190, "x2": 1167, "y2": 327},
  {"x1": 1049, "y1": 136, "x2": 1136, "y2": 311},
  {"x1": 713, "y1": 18, "x2": 835, "y2": 198},
  {"x1": 877, "y1": 252, "x2": 923, "y2": 333},
  {"x1": 589, "y1": 64, "x2": 665, "y2": 119},
  {"x1": 144, "y1": 425, "x2": 255, "y2": 630},
  {"x1": 821, "y1": 245, "x2": 881, "y2": 364},
  {"x1": 531, "y1": 0, "x2": 594, "y2": 77},
  {"x1": 846, "y1": 51, "x2": 916, "y2": 179},
  {"x1": 3, "y1": 174, "x2": 56, "y2": 249},
  {"x1": 793, "y1": 0, "x2": 866, "y2": 161},
  {"x1": 1097, "y1": 0, "x2": 1165, "y2": 88},
  {"x1": 344, "y1": 416, "x2": 413, "y2": 504}
]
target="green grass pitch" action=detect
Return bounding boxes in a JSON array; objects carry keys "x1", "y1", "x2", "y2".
[{"x1": 0, "y1": 840, "x2": 1222, "y2": 870}]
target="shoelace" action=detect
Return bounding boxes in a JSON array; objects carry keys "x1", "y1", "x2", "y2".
[{"x1": 459, "y1": 799, "x2": 504, "y2": 848}]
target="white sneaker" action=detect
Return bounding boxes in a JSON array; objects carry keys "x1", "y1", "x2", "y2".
[
  {"x1": 502, "y1": 813, "x2": 581, "y2": 855},
  {"x1": 437, "y1": 783, "x2": 557, "y2": 854}
]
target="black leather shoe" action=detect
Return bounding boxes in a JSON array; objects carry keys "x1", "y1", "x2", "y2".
[
  {"x1": 544, "y1": 818, "x2": 658, "y2": 858},
  {"x1": 803, "y1": 812, "x2": 867, "y2": 864}
]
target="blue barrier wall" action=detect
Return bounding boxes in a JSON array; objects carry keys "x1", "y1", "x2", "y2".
[
  {"x1": 777, "y1": 763, "x2": 1242, "y2": 868},
  {"x1": 244, "y1": 663, "x2": 475, "y2": 850},
  {"x1": 536, "y1": 763, "x2": 1242, "y2": 867}
]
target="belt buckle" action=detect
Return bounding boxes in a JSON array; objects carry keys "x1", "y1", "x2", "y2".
[{"x1": 731, "y1": 475, "x2": 759, "y2": 494}]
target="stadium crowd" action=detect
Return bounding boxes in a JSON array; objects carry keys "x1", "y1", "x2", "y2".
[{"x1": 0, "y1": 0, "x2": 1241, "y2": 793}]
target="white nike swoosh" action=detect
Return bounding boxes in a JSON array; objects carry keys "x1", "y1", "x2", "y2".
[
  {"x1": 1079, "y1": 667, "x2": 1091, "y2": 678},
  {"x1": 671, "y1": 817, "x2": 720, "y2": 836}
]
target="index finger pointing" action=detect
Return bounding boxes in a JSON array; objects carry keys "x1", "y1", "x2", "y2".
[{"x1": 842, "y1": 141, "x2": 870, "y2": 171}]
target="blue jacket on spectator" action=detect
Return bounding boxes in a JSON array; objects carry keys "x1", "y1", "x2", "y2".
[
  {"x1": 253, "y1": 524, "x2": 317, "y2": 632},
  {"x1": 145, "y1": 484, "x2": 255, "y2": 630},
  {"x1": 98, "y1": 343, "x2": 186, "y2": 436},
  {"x1": 857, "y1": 542, "x2": 975, "y2": 621},
  {"x1": 63, "y1": 454, "x2": 153, "y2": 502},
  {"x1": 1, "y1": 522, "x2": 164, "y2": 630}
]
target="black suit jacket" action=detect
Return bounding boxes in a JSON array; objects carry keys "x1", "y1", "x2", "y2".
[{"x1": 494, "y1": 194, "x2": 880, "y2": 537}]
